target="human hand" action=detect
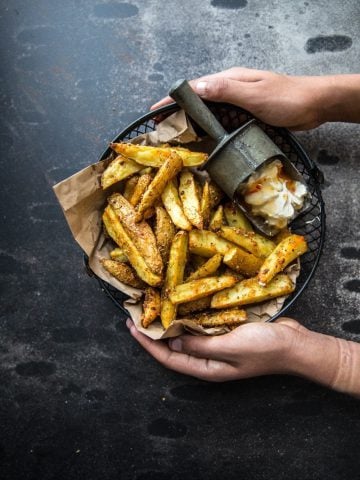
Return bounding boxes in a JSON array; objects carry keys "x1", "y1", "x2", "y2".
[
  {"x1": 126, "y1": 317, "x2": 309, "y2": 382},
  {"x1": 151, "y1": 67, "x2": 329, "y2": 131}
]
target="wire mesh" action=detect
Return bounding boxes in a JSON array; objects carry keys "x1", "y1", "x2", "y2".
[{"x1": 93, "y1": 102, "x2": 325, "y2": 321}]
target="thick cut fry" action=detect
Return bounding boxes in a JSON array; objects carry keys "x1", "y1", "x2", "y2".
[
  {"x1": 219, "y1": 226, "x2": 276, "y2": 258},
  {"x1": 108, "y1": 193, "x2": 163, "y2": 276},
  {"x1": 209, "y1": 205, "x2": 224, "y2": 232},
  {"x1": 208, "y1": 181, "x2": 224, "y2": 209},
  {"x1": 123, "y1": 175, "x2": 139, "y2": 200},
  {"x1": 135, "y1": 152, "x2": 183, "y2": 222},
  {"x1": 141, "y1": 287, "x2": 161, "y2": 328},
  {"x1": 110, "y1": 143, "x2": 208, "y2": 167},
  {"x1": 200, "y1": 181, "x2": 211, "y2": 228},
  {"x1": 103, "y1": 206, "x2": 162, "y2": 287},
  {"x1": 186, "y1": 254, "x2": 222, "y2": 281},
  {"x1": 161, "y1": 179, "x2": 192, "y2": 231},
  {"x1": 101, "y1": 259, "x2": 145, "y2": 289},
  {"x1": 258, "y1": 234, "x2": 308, "y2": 285},
  {"x1": 161, "y1": 231, "x2": 188, "y2": 329},
  {"x1": 224, "y1": 202, "x2": 253, "y2": 231},
  {"x1": 186, "y1": 308, "x2": 248, "y2": 327},
  {"x1": 189, "y1": 230, "x2": 235, "y2": 257},
  {"x1": 169, "y1": 275, "x2": 237, "y2": 304},
  {"x1": 178, "y1": 296, "x2": 211, "y2": 316},
  {"x1": 155, "y1": 206, "x2": 176, "y2": 264},
  {"x1": 129, "y1": 173, "x2": 153, "y2": 206},
  {"x1": 110, "y1": 248, "x2": 128, "y2": 263},
  {"x1": 101, "y1": 155, "x2": 142, "y2": 189},
  {"x1": 179, "y1": 170, "x2": 203, "y2": 229},
  {"x1": 211, "y1": 274, "x2": 295, "y2": 309},
  {"x1": 223, "y1": 247, "x2": 263, "y2": 277}
]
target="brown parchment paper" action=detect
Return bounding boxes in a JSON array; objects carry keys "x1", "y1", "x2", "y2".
[{"x1": 53, "y1": 110, "x2": 299, "y2": 339}]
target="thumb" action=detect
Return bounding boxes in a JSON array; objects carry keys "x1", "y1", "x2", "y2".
[
  {"x1": 275, "y1": 317, "x2": 307, "y2": 332},
  {"x1": 193, "y1": 77, "x2": 254, "y2": 109},
  {"x1": 169, "y1": 334, "x2": 229, "y2": 361}
]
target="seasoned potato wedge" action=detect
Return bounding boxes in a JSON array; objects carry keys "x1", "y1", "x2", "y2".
[
  {"x1": 208, "y1": 181, "x2": 224, "y2": 209},
  {"x1": 209, "y1": 205, "x2": 224, "y2": 232},
  {"x1": 123, "y1": 175, "x2": 139, "y2": 200},
  {"x1": 136, "y1": 152, "x2": 183, "y2": 222},
  {"x1": 189, "y1": 230, "x2": 234, "y2": 257},
  {"x1": 102, "y1": 206, "x2": 162, "y2": 286},
  {"x1": 186, "y1": 254, "x2": 222, "y2": 282},
  {"x1": 187, "y1": 308, "x2": 248, "y2": 327},
  {"x1": 129, "y1": 173, "x2": 153, "y2": 206},
  {"x1": 110, "y1": 143, "x2": 208, "y2": 167},
  {"x1": 258, "y1": 234, "x2": 308, "y2": 285},
  {"x1": 219, "y1": 226, "x2": 276, "y2": 259},
  {"x1": 109, "y1": 248, "x2": 128, "y2": 263},
  {"x1": 211, "y1": 274, "x2": 295, "y2": 309},
  {"x1": 141, "y1": 287, "x2": 161, "y2": 328},
  {"x1": 101, "y1": 155, "x2": 142, "y2": 189},
  {"x1": 179, "y1": 170, "x2": 203, "y2": 229},
  {"x1": 200, "y1": 181, "x2": 211, "y2": 228},
  {"x1": 224, "y1": 202, "x2": 253, "y2": 231},
  {"x1": 161, "y1": 231, "x2": 188, "y2": 329},
  {"x1": 161, "y1": 179, "x2": 192, "y2": 231},
  {"x1": 169, "y1": 275, "x2": 237, "y2": 304},
  {"x1": 178, "y1": 296, "x2": 212, "y2": 316},
  {"x1": 155, "y1": 205, "x2": 176, "y2": 264},
  {"x1": 101, "y1": 259, "x2": 145, "y2": 289},
  {"x1": 223, "y1": 247, "x2": 263, "y2": 277},
  {"x1": 108, "y1": 193, "x2": 163, "y2": 276}
]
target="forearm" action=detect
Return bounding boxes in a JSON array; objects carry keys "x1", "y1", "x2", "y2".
[
  {"x1": 289, "y1": 328, "x2": 360, "y2": 397},
  {"x1": 314, "y1": 74, "x2": 360, "y2": 125}
]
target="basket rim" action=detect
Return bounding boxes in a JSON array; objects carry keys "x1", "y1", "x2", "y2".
[{"x1": 94, "y1": 101, "x2": 326, "y2": 322}]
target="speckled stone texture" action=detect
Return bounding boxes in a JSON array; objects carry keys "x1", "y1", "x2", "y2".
[{"x1": 0, "y1": 1, "x2": 359, "y2": 479}]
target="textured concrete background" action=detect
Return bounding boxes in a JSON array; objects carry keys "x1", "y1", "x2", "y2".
[{"x1": 1, "y1": 1, "x2": 359, "y2": 479}]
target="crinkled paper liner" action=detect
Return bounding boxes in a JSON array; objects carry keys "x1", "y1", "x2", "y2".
[{"x1": 53, "y1": 110, "x2": 300, "y2": 339}]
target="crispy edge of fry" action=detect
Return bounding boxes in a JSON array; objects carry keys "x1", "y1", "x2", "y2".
[
  {"x1": 211, "y1": 274, "x2": 295, "y2": 309},
  {"x1": 161, "y1": 179, "x2": 192, "y2": 231},
  {"x1": 155, "y1": 205, "x2": 176, "y2": 264},
  {"x1": 189, "y1": 308, "x2": 248, "y2": 327},
  {"x1": 169, "y1": 275, "x2": 238, "y2": 304},
  {"x1": 223, "y1": 246, "x2": 263, "y2": 277},
  {"x1": 258, "y1": 234, "x2": 308, "y2": 285},
  {"x1": 209, "y1": 204, "x2": 224, "y2": 232},
  {"x1": 219, "y1": 226, "x2": 276, "y2": 259},
  {"x1": 188, "y1": 229, "x2": 235, "y2": 257},
  {"x1": 177, "y1": 296, "x2": 212, "y2": 316},
  {"x1": 101, "y1": 155, "x2": 142, "y2": 189},
  {"x1": 208, "y1": 181, "x2": 224, "y2": 209},
  {"x1": 200, "y1": 181, "x2": 211, "y2": 228},
  {"x1": 224, "y1": 202, "x2": 253, "y2": 231},
  {"x1": 110, "y1": 143, "x2": 207, "y2": 167},
  {"x1": 108, "y1": 193, "x2": 163, "y2": 276},
  {"x1": 101, "y1": 259, "x2": 145, "y2": 289},
  {"x1": 135, "y1": 152, "x2": 183, "y2": 222},
  {"x1": 123, "y1": 175, "x2": 139, "y2": 200},
  {"x1": 129, "y1": 173, "x2": 153, "y2": 206},
  {"x1": 141, "y1": 287, "x2": 161, "y2": 328},
  {"x1": 186, "y1": 254, "x2": 223, "y2": 282},
  {"x1": 110, "y1": 248, "x2": 128, "y2": 263},
  {"x1": 160, "y1": 231, "x2": 188, "y2": 329},
  {"x1": 103, "y1": 206, "x2": 162, "y2": 287},
  {"x1": 179, "y1": 170, "x2": 203, "y2": 229}
]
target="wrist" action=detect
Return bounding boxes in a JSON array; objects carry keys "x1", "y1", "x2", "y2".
[{"x1": 288, "y1": 327, "x2": 360, "y2": 397}]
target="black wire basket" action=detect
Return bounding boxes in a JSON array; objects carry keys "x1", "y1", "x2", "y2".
[{"x1": 88, "y1": 102, "x2": 326, "y2": 321}]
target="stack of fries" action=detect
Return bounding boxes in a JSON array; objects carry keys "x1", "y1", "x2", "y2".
[{"x1": 101, "y1": 142, "x2": 308, "y2": 331}]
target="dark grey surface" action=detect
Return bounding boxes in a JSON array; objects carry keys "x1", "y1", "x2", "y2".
[{"x1": 1, "y1": 1, "x2": 359, "y2": 479}]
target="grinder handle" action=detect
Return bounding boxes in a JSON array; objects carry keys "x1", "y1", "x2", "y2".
[{"x1": 169, "y1": 79, "x2": 226, "y2": 142}]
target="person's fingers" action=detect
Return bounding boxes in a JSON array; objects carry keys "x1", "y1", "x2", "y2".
[
  {"x1": 168, "y1": 333, "x2": 236, "y2": 362},
  {"x1": 150, "y1": 95, "x2": 173, "y2": 111},
  {"x1": 126, "y1": 320, "x2": 234, "y2": 381}
]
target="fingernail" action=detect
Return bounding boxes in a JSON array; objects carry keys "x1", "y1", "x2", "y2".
[
  {"x1": 169, "y1": 338, "x2": 182, "y2": 352},
  {"x1": 126, "y1": 318, "x2": 132, "y2": 329},
  {"x1": 195, "y1": 81, "x2": 208, "y2": 96}
]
